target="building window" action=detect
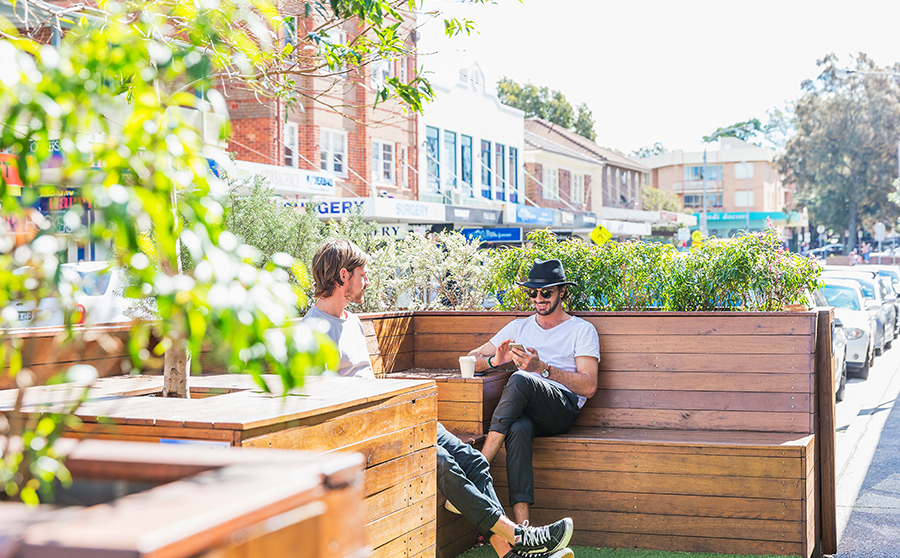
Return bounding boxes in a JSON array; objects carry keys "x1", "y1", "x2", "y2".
[
  {"x1": 735, "y1": 190, "x2": 754, "y2": 208},
  {"x1": 461, "y1": 135, "x2": 473, "y2": 196},
  {"x1": 372, "y1": 140, "x2": 394, "y2": 184},
  {"x1": 684, "y1": 165, "x2": 722, "y2": 182},
  {"x1": 508, "y1": 147, "x2": 518, "y2": 203},
  {"x1": 426, "y1": 126, "x2": 440, "y2": 193},
  {"x1": 683, "y1": 193, "x2": 722, "y2": 208},
  {"x1": 283, "y1": 16, "x2": 298, "y2": 48},
  {"x1": 320, "y1": 129, "x2": 347, "y2": 177},
  {"x1": 371, "y1": 57, "x2": 394, "y2": 88},
  {"x1": 444, "y1": 131, "x2": 457, "y2": 187},
  {"x1": 481, "y1": 140, "x2": 491, "y2": 198},
  {"x1": 571, "y1": 172, "x2": 585, "y2": 204},
  {"x1": 321, "y1": 26, "x2": 348, "y2": 74},
  {"x1": 734, "y1": 162, "x2": 754, "y2": 179},
  {"x1": 284, "y1": 122, "x2": 298, "y2": 168},
  {"x1": 399, "y1": 57, "x2": 407, "y2": 84},
  {"x1": 494, "y1": 143, "x2": 506, "y2": 201},
  {"x1": 544, "y1": 167, "x2": 559, "y2": 200}
]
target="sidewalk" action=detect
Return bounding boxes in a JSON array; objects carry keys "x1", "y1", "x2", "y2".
[{"x1": 833, "y1": 349, "x2": 900, "y2": 557}]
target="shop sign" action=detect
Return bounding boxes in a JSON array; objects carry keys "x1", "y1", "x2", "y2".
[
  {"x1": 297, "y1": 197, "x2": 447, "y2": 223},
  {"x1": 461, "y1": 227, "x2": 523, "y2": 243},
  {"x1": 445, "y1": 205, "x2": 504, "y2": 225},
  {"x1": 373, "y1": 223, "x2": 409, "y2": 238},
  {"x1": 234, "y1": 161, "x2": 336, "y2": 196},
  {"x1": 506, "y1": 204, "x2": 555, "y2": 226}
]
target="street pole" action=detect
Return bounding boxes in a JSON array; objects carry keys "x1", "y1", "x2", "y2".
[
  {"x1": 701, "y1": 147, "x2": 708, "y2": 236},
  {"x1": 744, "y1": 160, "x2": 750, "y2": 232}
]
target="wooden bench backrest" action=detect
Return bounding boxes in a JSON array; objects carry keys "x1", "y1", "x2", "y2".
[{"x1": 363, "y1": 311, "x2": 820, "y2": 436}]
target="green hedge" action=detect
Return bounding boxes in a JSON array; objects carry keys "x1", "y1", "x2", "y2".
[{"x1": 489, "y1": 229, "x2": 821, "y2": 312}]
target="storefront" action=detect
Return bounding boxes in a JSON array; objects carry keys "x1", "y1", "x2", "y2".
[{"x1": 697, "y1": 210, "x2": 809, "y2": 249}]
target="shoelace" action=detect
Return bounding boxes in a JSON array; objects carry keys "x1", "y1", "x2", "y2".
[{"x1": 519, "y1": 520, "x2": 552, "y2": 548}]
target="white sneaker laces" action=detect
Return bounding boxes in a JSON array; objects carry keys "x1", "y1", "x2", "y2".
[{"x1": 519, "y1": 520, "x2": 552, "y2": 548}]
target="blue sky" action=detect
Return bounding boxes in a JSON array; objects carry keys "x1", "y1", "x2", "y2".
[{"x1": 418, "y1": 0, "x2": 900, "y2": 154}]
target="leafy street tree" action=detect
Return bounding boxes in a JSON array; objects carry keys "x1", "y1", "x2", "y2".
[
  {"x1": 631, "y1": 142, "x2": 669, "y2": 158},
  {"x1": 573, "y1": 103, "x2": 597, "y2": 141},
  {"x1": 642, "y1": 187, "x2": 682, "y2": 212},
  {"x1": 0, "y1": 0, "x2": 486, "y2": 504},
  {"x1": 497, "y1": 77, "x2": 597, "y2": 141},
  {"x1": 780, "y1": 53, "x2": 900, "y2": 252}
]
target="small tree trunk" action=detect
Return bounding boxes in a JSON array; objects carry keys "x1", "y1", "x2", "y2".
[
  {"x1": 848, "y1": 197, "x2": 857, "y2": 253},
  {"x1": 163, "y1": 338, "x2": 190, "y2": 398}
]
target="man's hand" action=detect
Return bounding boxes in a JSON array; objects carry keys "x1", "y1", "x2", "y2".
[
  {"x1": 494, "y1": 339, "x2": 513, "y2": 366},
  {"x1": 511, "y1": 346, "x2": 542, "y2": 372}
]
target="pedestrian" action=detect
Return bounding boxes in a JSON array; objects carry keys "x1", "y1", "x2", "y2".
[{"x1": 466, "y1": 258, "x2": 600, "y2": 523}]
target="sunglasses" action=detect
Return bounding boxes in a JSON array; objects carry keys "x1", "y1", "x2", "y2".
[{"x1": 525, "y1": 288, "x2": 556, "y2": 299}]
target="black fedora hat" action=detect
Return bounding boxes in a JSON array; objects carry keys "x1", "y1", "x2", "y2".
[{"x1": 515, "y1": 259, "x2": 576, "y2": 289}]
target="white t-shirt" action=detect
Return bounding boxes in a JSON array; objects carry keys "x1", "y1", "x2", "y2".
[
  {"x1": 302, "y1": 306, "x2": 375, "y2": 379},
  {"x1": 490, "y1": 315, "x2": 600, "y2": 408}
]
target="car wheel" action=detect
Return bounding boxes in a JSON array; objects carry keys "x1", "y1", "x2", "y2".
[
  {"x1": 855, "y1": 349, "x2": 871, "y2": 380},
  {"x1": 876, "y1": 328, "x2": 885, "y2": 355},
  {"x1": 836, "y1": 362, "x2": 847, "y2": 402}
]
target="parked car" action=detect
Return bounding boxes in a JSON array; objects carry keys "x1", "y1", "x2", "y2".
[
  {"x1": 809, "y1": 244, "x2": 844, "y2": 260},
  {"x1": 823, "y1": 269, "x2": 896, "y2": 354},
  {"x1": 818, "y1": 278, "x2": 876, "y2": 380},
  {"x1": 809, "y1": 289, "x2": 848, "y2": 400},
  {"x1": 1, "y1": 261, "x2": 136, "y2": 329}
]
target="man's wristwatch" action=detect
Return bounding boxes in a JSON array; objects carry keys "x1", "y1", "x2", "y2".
[{"x1": 540, "y1": 363, "x2": 551, "y2": 378}]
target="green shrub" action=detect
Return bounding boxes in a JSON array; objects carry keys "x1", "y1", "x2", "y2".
[{"x1": 490, "y1": 228, "x2": 820, "y2": 312}]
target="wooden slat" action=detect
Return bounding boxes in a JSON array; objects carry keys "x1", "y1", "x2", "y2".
[
  {"x1": 528, "y1": 508, "x2": 803, "y2": 541},
  {"x1": 437, "y1": 419, "x2": 490, "y2": 437},
  {"x1": 370, "y1": 521, "x2": 435, "y2": 558},
  {"x1": 568, "y1": 528, "x2": 804, "y2": 557},
  {"x1": 596, "y1": 371, "x2": 813, "y2": 393},
  {"x1": 414, "y1": 332, "x2": 814, "y2": 355},
  {"x1": 365, "y1": 470, "x2": 435, "y2": 523},
  {"x1": 498, "y1": 487, "x2": 801, "y2": 520},
  {"x1": 515, "y1": 448, "x2": 805, "y2": 479},
  {"x1": 816, "y1": 308, "x2": 837, "y2": 555},
  {"x1": 365, "y1": 447, "x2": 436, "y2": 497},
  {"x1": 315, "y1": 421, "x2": 435, "y2": 470},
  {"x1": 366, "y1": 495, "x2": 436, "y2": 550},
  {"x1": 587, "y1": 389, "x2": 811, "y2": 413},
  {"x1": 601, "y1": 352, "x2": 816, "y2": 373},
  {"x1": 575, "y1": 408, "x2": 813, "y2": 433},
  {"x1": 240, "y1": 391, "x2": 436, "y2": 452},
  {"x1": 544, "y1": 429, "x2": 814, "y2": 455},
  {"x1": 492, "y1": 467, "x2": 805, "y2": 500}
]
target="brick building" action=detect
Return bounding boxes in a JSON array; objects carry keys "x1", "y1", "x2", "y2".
[
  {"x1": 224, "y1": 8, "x2": 419, "y2": 201},
  {"x1": 640, "y1": 137, "x2": 807, "y2": 244}
]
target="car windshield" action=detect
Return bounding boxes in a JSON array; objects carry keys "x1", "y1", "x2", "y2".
[
  {"x1": 830, "y1": 277, "x2": 876, "y2": 299},
  {"x1": 62, "y1": 267, "x2": 112, "y2": 296},
  {"x1": 821, "y1": 285, "x2": 861, "y2": 311},
  {"x1": 878, "y1": 270, "x2": 900, "y2": 284}
]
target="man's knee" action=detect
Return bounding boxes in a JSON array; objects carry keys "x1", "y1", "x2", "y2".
[{"x1": 507, "y1": 417, "x2": 535, "y2": 441}]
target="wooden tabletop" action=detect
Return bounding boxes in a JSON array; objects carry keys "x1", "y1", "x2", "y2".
[{"x1": 0, "y1": 374, "x2": 436, "y2": 431}]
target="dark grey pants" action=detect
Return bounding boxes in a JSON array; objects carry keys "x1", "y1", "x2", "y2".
[
  {"x1": 489, "y1": 371, "x2": 581, "y2": 506},
  {"x1": 436, "y1": 422, "x2": 505, "y2": 535}
]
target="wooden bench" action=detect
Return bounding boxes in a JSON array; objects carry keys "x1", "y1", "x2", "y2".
[{"x1": 365, "y1": 310, "x2": 837, "y2": 558}]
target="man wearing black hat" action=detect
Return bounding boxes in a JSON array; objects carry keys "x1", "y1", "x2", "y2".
[{"x1": 467, "y1": 258, "x2": 600, "y2": 524}]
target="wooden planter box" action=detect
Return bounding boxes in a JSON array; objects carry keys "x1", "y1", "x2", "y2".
[
  {"x1": 1, "y1": 375, "x2": 438, "y2": 558},
  {"x1": 0, "y1": 437, "x2": 366, "y2": 558}
]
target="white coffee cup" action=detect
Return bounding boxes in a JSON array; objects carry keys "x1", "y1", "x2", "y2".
[{"x1": 459, "y1": 355, "x2": 476, "y2": 378}]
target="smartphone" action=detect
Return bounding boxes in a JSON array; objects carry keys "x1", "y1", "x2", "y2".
[{"x1": 508, "y1": 343, "x2": 525, "y2": 352}]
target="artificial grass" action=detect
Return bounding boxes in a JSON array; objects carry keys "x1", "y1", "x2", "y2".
[{"x1": 456, "y1": 546, "x2": 798, "y2": 558}]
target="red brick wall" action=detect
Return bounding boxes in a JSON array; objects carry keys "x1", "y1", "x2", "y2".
[{"x1": 229, "y1": 117, "x2": 279, "y2": 164}]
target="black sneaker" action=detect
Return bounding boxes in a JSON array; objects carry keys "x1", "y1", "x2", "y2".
[
  {"x1": 503, "y1": 548, "x2": 573, "y2": 558},
  {"x1": 512, "y1": 518, "x2": 573, "y2": 556}
]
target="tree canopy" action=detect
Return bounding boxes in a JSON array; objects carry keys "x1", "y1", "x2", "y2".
[
  {"x1": 497, "y1": 77, "x2": 597, "y2": 140},
  {"x1": 780, "y1": 53, "x2": 900, "y2": 251}
]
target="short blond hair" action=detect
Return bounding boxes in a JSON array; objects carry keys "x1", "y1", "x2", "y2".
[{"x1": 311, "y1": 239, "x2": 369, "y2": 299}]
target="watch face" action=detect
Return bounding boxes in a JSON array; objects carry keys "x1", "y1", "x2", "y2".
[{"x1": 541, "y1": 369, "x2": 550, "y2": 378}]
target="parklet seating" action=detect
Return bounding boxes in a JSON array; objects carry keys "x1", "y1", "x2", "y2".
[
  {"x1": 5, "y1": 308, "x2": 837, "y2": 558},
  {"x1": 369, "y1": 310, "x2": 837, "y2": 558},
  {"x1": 0, "y1": 374, "x2": 438, "y2": 558}
]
